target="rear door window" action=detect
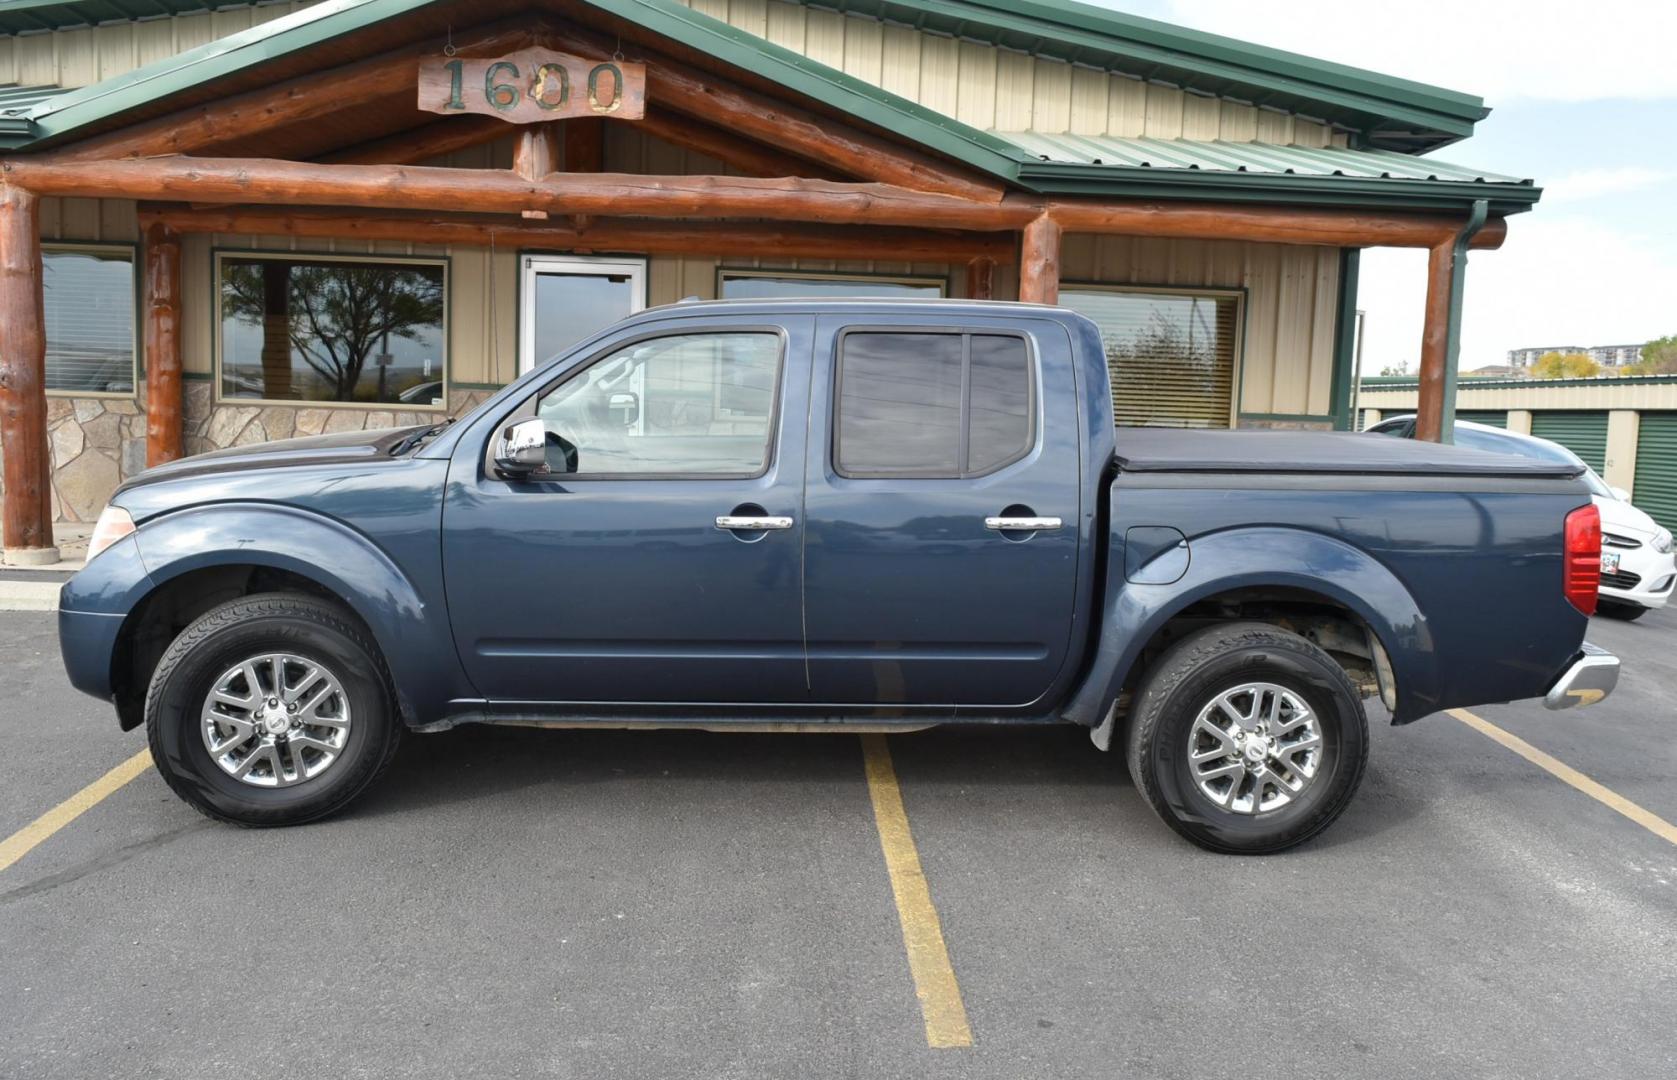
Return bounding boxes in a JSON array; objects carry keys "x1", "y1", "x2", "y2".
[{"x1": 834, "y1": 330, "x2": 1033, "y2": 478}]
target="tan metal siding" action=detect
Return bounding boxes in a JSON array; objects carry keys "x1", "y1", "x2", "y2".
[{"x1": 670, "y1": 0, "x2": 1343, "y2": 146}]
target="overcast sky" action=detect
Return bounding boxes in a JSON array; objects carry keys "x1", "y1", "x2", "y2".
[{"x1": 1090, "y1": 0, "x2": 1677, "y2": 374}]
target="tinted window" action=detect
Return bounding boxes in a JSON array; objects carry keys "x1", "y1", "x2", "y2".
[
  {"x1": 835, "y1": 331, "x2": 1032, "y2": 477},
  {"x1": 967, "y1": 335, "x2": 1032, "y2": 473},
  {"x1": 536, "y1": 332, "x2": 780, "y2": 477}
]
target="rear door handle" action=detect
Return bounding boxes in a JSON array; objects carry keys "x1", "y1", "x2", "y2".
[
  {"x1": 985, "y1": 516, "x2": 1063, "y2": 531},
  {"x1": 716, "y1": 515, "x2": 795, "y2": 531}
]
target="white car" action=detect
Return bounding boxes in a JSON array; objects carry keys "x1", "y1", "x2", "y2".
[{"x1": 1368, "y1": 416, "x2": 1676, "y2": 620}]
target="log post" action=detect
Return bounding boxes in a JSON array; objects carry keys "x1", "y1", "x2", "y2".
[
  {"x1": 143, "y1": 222, "x2": 183, "y2": 467},
  {"x1": 1018, "y1": 214, "x2": 1061, "y2": 305},
  {"x1": 513, "y1": 123, "x2": 562, "y2": 220},
  {"x1": 965, "y1": 256, "x2": 994, "y2": 300},
  {"x1": 1414, "y1": 201, "x2": 1487, "y2": 443},
  {"x1": 1413, "y1": 239, "x2": 1453, "y2": 443},
  {"x1": 0, "y1": 183, "x2": 58, "y2": 564}
]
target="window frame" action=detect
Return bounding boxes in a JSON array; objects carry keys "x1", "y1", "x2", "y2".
[
  {"x1": 212, "y1": 248, "x2": 451, "y2": 411},
  {"x1": 830, "y1": 324, "x2": 1038, "y2": 481},
  {"x1": 717, "y1": 268, "x2": 949, "y2": 300},
  {"x1": 42, "y1": 241, "x2": 140, "y2": 401},
  {"x1": 495, "y1": 325, "x2": 790, "y2": 483},
  {"x1": 1058, "y1": 282, "x2": 1247, "y2": 430},
  {"x1": 518, "y1": 253, "x2": 648, "y2": 375}
]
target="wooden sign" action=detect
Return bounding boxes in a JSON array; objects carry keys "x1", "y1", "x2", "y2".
[{"x1": 418, "y1": 48, "x2": 646, "y2": 124}]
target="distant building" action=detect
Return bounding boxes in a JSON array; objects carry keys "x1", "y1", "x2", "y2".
[{"x1": 1509, "y1": 343, "x2": 1643, "y2": 369}]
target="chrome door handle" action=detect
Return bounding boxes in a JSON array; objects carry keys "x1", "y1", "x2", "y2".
[
  {"x1": 985, "y1": 516, "x2": 1063, "y2": 531},
  {"x1": 716, "y1": 515, "x2": 795, "y2": 531}
]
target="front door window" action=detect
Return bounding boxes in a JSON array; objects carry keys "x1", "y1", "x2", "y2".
[{"x1": 519, "y1": 256, "x2": 647, "y2": 372}]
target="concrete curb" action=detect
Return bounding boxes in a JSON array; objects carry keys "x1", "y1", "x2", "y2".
[{"x1": 0, "y1": 581, "x2": 61, "y2": 612}]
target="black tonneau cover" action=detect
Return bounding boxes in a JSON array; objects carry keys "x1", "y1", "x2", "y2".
[{"x1": 1114, "y1": 428, "x2": 1582, "y2": 478}]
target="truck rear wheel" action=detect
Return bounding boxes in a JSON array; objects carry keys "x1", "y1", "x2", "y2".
[
  {"x1": 1125, "y1": 622, "x2": 1368, "y2": 854},
  {"x1": 145, "y1": 593, "x2": 402, "y2": 826}
]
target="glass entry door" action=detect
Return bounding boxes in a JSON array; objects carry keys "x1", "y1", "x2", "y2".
[{"x1": 518, "y1": 255, "x2": 647, "y2": 373}]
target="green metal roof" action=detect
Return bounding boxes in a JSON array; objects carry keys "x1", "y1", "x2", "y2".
[
  {"x1": 0, "y1": 0, "x2": 1537, "y2": 214},
  {"x1": 997, "y1": 132, "x2": 1541, "y2": 214},
  {"x1": 0, "y1": 0, "x2": 1490, "y2": 153}
]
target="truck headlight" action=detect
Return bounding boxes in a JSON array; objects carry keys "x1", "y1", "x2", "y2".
[
  {"x1": 87, "y1": 505, "x2": 136, "y2": 561},
  {"x1": 1654, "y1": 528, "x2": 1673, "y2": 554}
]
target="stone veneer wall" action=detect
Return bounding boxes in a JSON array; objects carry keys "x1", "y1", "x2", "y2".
[{"x1": 8, "y1": 382, "x2": 500, "y2": 524}]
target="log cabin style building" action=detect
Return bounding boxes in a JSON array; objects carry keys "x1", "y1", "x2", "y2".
[{"x1": 0, "y1": 0, "x2": 1540, "y2": 563}]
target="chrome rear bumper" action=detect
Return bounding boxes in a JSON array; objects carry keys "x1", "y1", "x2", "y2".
[{"x1": 1544, "y1": 642, "x2": 1620, "y2": 710}]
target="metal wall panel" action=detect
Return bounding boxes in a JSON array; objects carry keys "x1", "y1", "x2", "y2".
[
  {"x1": 1530, "y1": 411, "x2": 1609, "y2": 472},
  {"x1": 1632, "y1": 413, "x2": 1677, "y2": 532}
]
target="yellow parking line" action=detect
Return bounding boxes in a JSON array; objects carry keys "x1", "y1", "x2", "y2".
[
  {"x1": 1450, "y1": 709, "x2": 1677, "y2": 846},
  {"x1": 0, "y1": 748, "x2": 153, "y2": 875},
  {"x1": 859, "y1": 734, "x2": 973, "y2": 1049}
]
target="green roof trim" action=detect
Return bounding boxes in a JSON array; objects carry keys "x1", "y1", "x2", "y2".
[
  {"x1": 998, "y1": 132, "x2": 1541, "y2": 214},
  {"x1": 0, "y1": 0, "x2": 1535, "y2": 215}
]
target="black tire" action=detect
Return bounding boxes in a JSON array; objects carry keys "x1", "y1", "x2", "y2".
[
  {"x1": 1596, "y1": 600, "x2": 1648, "y2": 622},
  {"x1": 1124, "y1": 622, "x2": 1369, "y2": 855},
  {"x1": 145, "y1": 593, "x2": 402, "y2": 827}
]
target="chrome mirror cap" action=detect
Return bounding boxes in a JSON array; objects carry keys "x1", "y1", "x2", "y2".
[{"x1": 494, "y1": 418, "x2": 548, "y2": 478}]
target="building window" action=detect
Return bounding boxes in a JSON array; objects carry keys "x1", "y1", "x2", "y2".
[
  {"x1": 718, "y1": 269, "x2": 945, "y2": 300},
  {"x1": 217, "y1": 253, "x2": 447, "y2": 407},
  {"x1": 833, "y1": 330, "x2": 1033, "y2": 478},
  {"x1": 1059, "y1": 286, "x2": 1243, "y2": 429},
  {"x1": 43, "y1": 245, "x2": 136, "y2": 395}
]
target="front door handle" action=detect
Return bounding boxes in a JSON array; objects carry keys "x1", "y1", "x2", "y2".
[
  {"x1": 985, "y1": 516, "x2": 1063, "y2": 531},
  {"x1": 716, "y1": 515, "x2": 794, "y2": 531}
]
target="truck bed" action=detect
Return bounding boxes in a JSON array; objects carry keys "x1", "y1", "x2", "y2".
[{"x1": 1114, "y1": 428, "x2": 1582, "y2": 478}]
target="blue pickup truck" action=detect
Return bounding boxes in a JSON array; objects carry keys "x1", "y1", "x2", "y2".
[{"x1": 58, "y1": 300, "x2": 1618, "y2": 853}]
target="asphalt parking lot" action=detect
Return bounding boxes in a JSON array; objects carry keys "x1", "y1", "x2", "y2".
[{"x1": 2, "y1": 606, "x2": 1675, "y2": 1080}]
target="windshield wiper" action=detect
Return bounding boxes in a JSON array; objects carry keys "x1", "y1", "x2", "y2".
[{"x1": 390, "y1": 417, "x2": 455, "y2": 456}]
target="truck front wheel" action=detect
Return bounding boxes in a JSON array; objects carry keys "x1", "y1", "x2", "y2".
[
  {"x1": 144, "y1": 593, "x2": 402, "y2": 826},
  {"x1": 1125, "y1": 622, "x2": 1369, "y2": 854}
]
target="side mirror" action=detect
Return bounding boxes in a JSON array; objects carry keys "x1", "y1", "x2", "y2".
[
  {"x1": 608, "y1": 390, "x2": 640, "y2": 427},
  {"x1": 1610, "y1": 486, "x2": 1631, "y2": 502},
  {"x1": 494, "y1": 418, "x2": 548, "y2": 479}
]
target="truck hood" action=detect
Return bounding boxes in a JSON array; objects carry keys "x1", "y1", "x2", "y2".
[{"x1": 116, "y1": 425, "x2": 420, "y2": 493}]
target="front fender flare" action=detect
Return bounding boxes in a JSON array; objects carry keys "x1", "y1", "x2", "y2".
[
  {"x1": 1063, "y1": 526, "x2": 1440, "y2": 728},
  {"x1": 122, "y1": 503, "x2": 465, "y2": 727}
]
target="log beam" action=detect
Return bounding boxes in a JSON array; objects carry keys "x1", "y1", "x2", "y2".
[
  {"x1": 52, "y1": 23, "x2": 536, "y2": 162},
  {"x1": 136, "y1": 205, "x2": 1015, "y2": 263},
  {"x1": 143, "y1": 222, "x2": 183, "y2": 467},
  {"x1": 1018, "y1": 214, "x2": 1061, "y2": 304},
  {"x1": 545, "y1": 26, "x2": 1003, "y2": 202},
  {"x1": 0, "y1": 184, "x2": 56, "y2": 562},
  {"x1": 11, "y1": 158, "x2": 1020, "y2": 230},
  {"x1": 10, "y1": 156, "x2": 1513, "y2": 251}
]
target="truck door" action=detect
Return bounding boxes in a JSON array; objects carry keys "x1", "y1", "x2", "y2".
[
  {"x1": 442, "y1": 316, "x2": 811, "y2": 705},
  {"x1": 801, "y1": 314, "x2": 1083, "y2": 708}
]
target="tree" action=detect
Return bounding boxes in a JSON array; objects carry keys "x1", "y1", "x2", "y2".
[
  {"x1": 223, "y1": 262, "x2": 444, "y2": 401},
  {"x1": 1625, "y1": 335, "x2": 1677, "y2": 376},
  {"x1": 1379, "y1": 361, "x2": 1411, "y2": 377},
  {"x1": 1530, "y1": 350, "x2": 1600, "y2": 379}
]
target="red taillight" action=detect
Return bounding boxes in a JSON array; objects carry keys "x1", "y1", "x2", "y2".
[{"x1": 1564, "y1": 504, "x2": 1601, "y2": 616}]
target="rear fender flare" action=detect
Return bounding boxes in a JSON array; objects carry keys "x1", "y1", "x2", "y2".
[{"x1": 1064, "y1": 526, "x2": 1439, "y2": 727}]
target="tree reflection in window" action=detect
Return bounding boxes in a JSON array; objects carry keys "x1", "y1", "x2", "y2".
[{"x1": 220, "y1": 257, "x2": 446, "y2": 405}]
